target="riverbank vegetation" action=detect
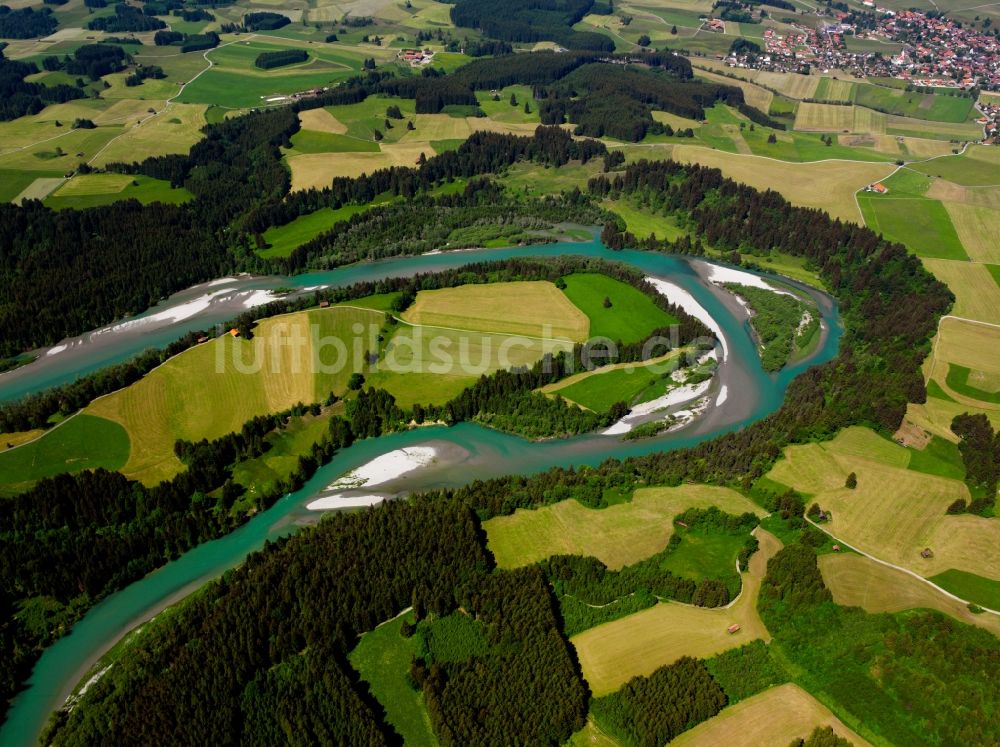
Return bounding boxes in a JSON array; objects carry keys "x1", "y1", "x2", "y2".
[{"x1": 722, "y1": 283, "x2": 818, "y2": 371}]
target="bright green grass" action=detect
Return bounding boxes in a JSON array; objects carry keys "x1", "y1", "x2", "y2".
[
  {"x1": 603, "y1": 198, "x2": 685, "y2": 241},
  {"x1": 561, "y1": 272, "x2": 678, "y2": 343},
  {"x1": 0, "y1": 415, "x2": 129, "y2": 495},
  {"x1": 926, "y1": 378, "x2": 957, "y2": 403},
  {"x1": 741, "y1": 127, "x2": 894, "y2": 163},
  {"x1": 337, "y1": 293, "x2": 402, "y2": 312},
  {"x1": 324, "y1": 96, "x2": 418, "y2": 143},
  {"x1": 853, "y1": 83, "x2": 974, "y2": 123},
  {"x1": 987, "y1": 264, "x2": 1000, "y2": 290},
  {"x1": 286, "y1": 130, "x2": 380, "y2": 154},
  {"x1": 929, "y1": 569, "x2": 1000, "y2": 611},
  {"x1": 431, "y1": 138, "x2": 465, "y2": 153},
  {"x1": 858, "y1": 196, "x2": 968, "y2": 260},
  {"x1": 911, "y1": 147, "x2": 1000, "y2": 186},
  {"x1": 945, "y1": 364, "x2": 1000, "y2": 404},
  {"x1": 348, "y1": 612, "x2": 439, "y2": 747},
  {"x1": 500, "y1": 159, "x2": 604, "y2": 196},
  {"x1": 177, "y1": 68, "x2": 356, "y2": 108},
  {"x1": 259, "y1": 204, "x2": 371, "y2": 258},
  {"x1": 658, "y1": 525, "x2": 745, "y2": 585},
  {"x1": 44, "y1": 175, "x2": 192, "y2": 210},
  {"x1": 0, "y1": 169, "x2": 60, "y2": 202},
  {"x1": 906, "y1": 435, "x2": 965, "y2": 480},
  {"x1": 553, "y1": 361, "x2": 677, "y2": 413},
  {"x1": 231, "y1": 414, "x2": 331, "y2": 497}
]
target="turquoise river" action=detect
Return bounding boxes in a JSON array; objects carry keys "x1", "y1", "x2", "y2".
[{"x1": 0, "y1": 239, "x2": 841, "y2": 744}]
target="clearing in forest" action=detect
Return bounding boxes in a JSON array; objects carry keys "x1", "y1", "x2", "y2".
[{"x1": 570, "y1": 529, "x2": 780, "y2": 696}]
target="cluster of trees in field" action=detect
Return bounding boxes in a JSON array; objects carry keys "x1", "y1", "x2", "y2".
[
  {"x1": 153, "y1": 29, "x2": 220, "y2": 51},
  {"x1": 242, "y1": 11, "x2": 290, "y2": 30},
  {"x1": 759, "y1": 542, "x2": 1000, "y2": 745},
  {"x1": 254, "y1": 49, "x2": 307, "y2": 69},
  {"x1": 592, "y1": 657, "x2": 728, "y2": 744},
  {"x1": 450, "y1": 0, "x2": 613, "y2": 51},
  {"x1": 539, "y1": 64, "x2": 743, "y2": 140},
  {"x1": 949, "y1": 413, "x2": 998, "y2": 514},
  {"x1": 0, "y1": 50, "x2": 85, "y2": 121},
  {"x1": 88, "y1": 4, "x2": 166, "y2": 32},
  {"x1": 722, "y1": 283, "x2": 810, "y2": 371},
  {"x1": 0, "y1": 5, "x2": 57, "y2": 38},
  {"x1": 43, "y1": 497, "x2": 586, "y2": 746},
  {"x1": 42, "y1": 43, "x2": 129, "y2": 80},
  {"x1": 418, "y1": 567, "x2": 588, "y2": 744}
]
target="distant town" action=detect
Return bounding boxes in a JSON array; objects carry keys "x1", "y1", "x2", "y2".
[{"x1": 721, "y1": 6, "x2": 1000, "y2": 140}]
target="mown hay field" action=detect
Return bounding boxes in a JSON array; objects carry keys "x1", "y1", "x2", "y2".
[
  {"x1": 484, "y1": 485, "x2": 766, "y2": 571},
  {"x1": 669, "y1": 145, "x2": 895, "y2": 222},
  {"x1": 400, "y1": 281, "x2": 589, "y2": 341},
  {"x1": 819, "y1": 553, "x2": 1000, "y2": 636},
  {"x1": 765, "y1": 427, "x2": 1000, "y2": 582},
  {"x1": 87, "y1": 306, "x2": 385, "y2": 484},
  {"x1": 570, "y1": 530, "x2": 780, "y2": 695},
  {"x1": 670, "y1": 683, "x2": 872, "y2": 747}
]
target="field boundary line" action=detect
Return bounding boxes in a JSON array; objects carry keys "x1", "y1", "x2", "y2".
[
  {"x1": 805, "y1": 517, "x2": 1000, "y2": 617},
  {"x1": 0, "y1": 410, "x2": 83, "y2": 454}
]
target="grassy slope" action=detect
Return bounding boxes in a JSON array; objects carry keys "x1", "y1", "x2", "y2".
[
  {"x1": 0, "y1": 415, "x2": 129, "y2": 495},
  {"x1": 258, "y1": 204, "x2": 371, "y2": 258},
  {"x1": 548, "y1": 359, "x2": 678, "y2": 412}
]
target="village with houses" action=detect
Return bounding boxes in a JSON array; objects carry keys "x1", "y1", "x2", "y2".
[{"x1": 720, "y1": 4, "x2": 1000, "y2": 140}]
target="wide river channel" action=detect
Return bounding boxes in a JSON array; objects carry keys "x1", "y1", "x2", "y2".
[{"x1": 0, "y1": 238, "x2": 841, "y2": 744}]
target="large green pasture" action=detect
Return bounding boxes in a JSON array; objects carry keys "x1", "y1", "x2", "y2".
[
  {"x1": 945, "y1": 364, "x2": 1000, "y2": 404},
  {"x1": 853, "y1": 83, "x2": 974, "y2": 123},
  {"x1": 176, "y1": 40, "x2": 365, "y2": 108},
  {"x1": 929, "y1": 569, "x2": 1000, "y2": 611},
  {"x1": 0, "y1": 415, "x2": 130, "y2": 495},
  {"x1": 658, "y1": 524, "x2": 745, "y2": 589},
  {"x1": 259, "y1": 204, "x2": 372, "y2": 258},
  {"x1": 858, "y1": 195, "x2": 967, "y2": 260},
  {"x1": 561, "y1": 272, "x2": 678, "y2": 343},
  {"x1": 551, "y1": 360, "x2": 677, "y2": 413},
  {"x1": 911, "y1": 147, "x2": 1000, "y2": 186},
  {"x1": 348, "y1": 612, "x2": 438, "y2": 747},
  {"x1": 44, "y1": 175, "x2": 192, "y2": 210}
]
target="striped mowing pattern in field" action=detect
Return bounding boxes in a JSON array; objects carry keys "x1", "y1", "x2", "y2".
[
  {"x1": 670, "y1": 683, "x2": 872, "y2": 747},
  {"x1": 820, "y1": 553, "x2": 1000, "y2": 636}
]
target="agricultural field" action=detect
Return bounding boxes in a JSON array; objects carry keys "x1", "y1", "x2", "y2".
[
  {"x1": 853, "y1": 83, "x2": 975, "y2": 122},
  {"x1": 858, "y1": 195, "x2": 967, "y2": 260},
  {"x1": 942, "y1": 203, "x2": 1000, "y2": 264},
  {"x1": 43, "y1": 174, "x2": 192, "y2": 210},
  {"x1": 602, "y1": 197, "x2": 686, "y2": 242},
  {"x1": 559, "y1": 273, "x2": 679, "y2": 343},
  {"x1": 0, "y1": 414, "x2": 129, "y2": 496},
  {"x1": 258, "y1": 204, "x2": 373, "y2": 259},
  {"x1": 923, "y1": 317, "x2": 1000, "y2": 409},
  {"x1": 91, "y1": 104, "x2": 208, "y2": 167},
  {"x1": 928, "y1": 569, "x2": 1000, "y2": 612},
  {"x1": 399, "y1": 281, "x2": 589, "y2": 341},
  {"x1": 670, "y1": 684, "x2": 872, "y2": 747},
  {"x1": 570, "y1": 529, "x2": 780, "y2": 696},
  {"x1": 230, "y1": 411, "x2": 334, "y2": 497},
  {"x1": 764, "y1": 426, "x2": 1000, "y2": 583},
  {"x1": 911, "y1": 145, "x2": 1000, "y2": 186},
  {"x1": 922, "y1": 259, "x2": 1000, "y2": 325},
  {"x1": 663, "y1": 145, "x2": 895, "y2": 222},
  {"x1": 542, "y1": 354, "x2": 682, "y2": 412},
  {"x1": 813, "y1": 77, "x2": 855, "y2": 103},
  {"x1": 484, "y1": 485, "x2": 766, "y2": 571},
  {"x1": 84, "y1": 306, "x2": 387, "y2": 484},
  {"x1": 821, "y1": 553, "x2": 1000, "y2": 635}
]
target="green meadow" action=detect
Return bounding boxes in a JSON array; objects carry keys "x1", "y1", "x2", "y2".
[
  {"x1": 259, "y1": 204, "x2": 372, "y2": 258},
  {"x1": 44, "y1": 175, "x2": 192, "y2": 210},
  {"x1": 551, "y1": 361, "x2": 678, "y2": 413},
  {"x1": 348, "y1": 612, "x2": 438, "y2": 747},
  {"x1": 929, "y1": 569, "x2": 1000, "y2": 611},
  {"x1": 560, "y1": 272, "x2": 678, "y2": 343},
  {"x1": 858, "y1": 196, "x2": 968, "y2": 260},
  {"x1": 0, "y1": 415, "x2": 130, "y2": 496}
]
